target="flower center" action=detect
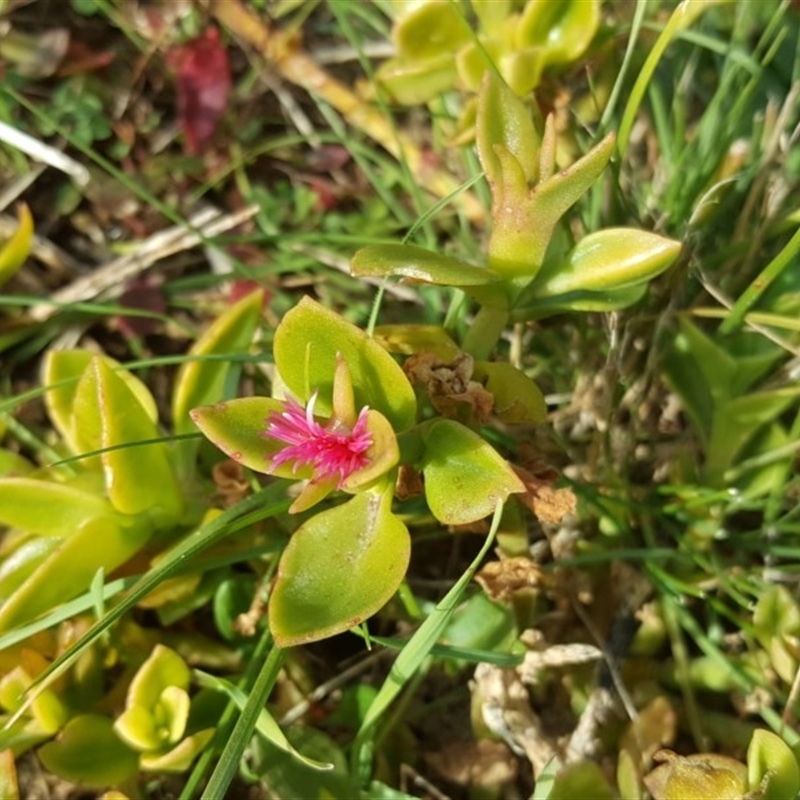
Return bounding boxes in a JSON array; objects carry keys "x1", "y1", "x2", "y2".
[{"x1": 265, "y1": 393, "x2": 373, "y2": 487}]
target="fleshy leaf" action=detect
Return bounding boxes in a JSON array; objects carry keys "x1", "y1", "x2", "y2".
[
  {"x1": 115, "y1": 646, "x2": 192, "y2": 753},
  {"x1": 114, "y1": 705, "x2": 162, "y2": 752},
  {"x1": 0, "y1": 666, "x2": 67, "y2": 734},
  {"x1": 0, "y1": 538, "x2": 61, "y2": 601},
  {"x1": 747, "y1": 729, "x2": 800, "y2": 800},
  {"x1": 273, "y1": 297, "x2": 417, "y2": 431},
  {"x1": 38, "y1": 715, "x2": 139, "y2": 788},
  {"x1": 514, "y1": 282, "x2": 649, "y2": 318},
  {"x1": 373, "y1": 324, "x2": 461, "y2": 360},
  {"x1": 0, "y1": 478, "x2": 113, "y2": 537},
  {"x1": 531, "y1": 228, "x2": 682, "y2": 296},
  {"x1": 44, "y1": 350, "x2": 158, "y2": 458},
  {"x1": 140, "y1": 728, "x2": 214, "y2": 773},
  {"x1": 644, "y1": 752, "x2": 748, "y2": 800},
  {"x1": 753, "y1": 585, "x2": 800, "y2": 684},
  {"x1": 472, "y1": 361, "x2": 547, "y2": 424},
  {"x1": 190, "y1": 397, "x2": 301, "y2": 477},
  {"x1": 80, "y1": 358, "x2": 182, "y2": 522},
  {"x1": 0, "y1": 515, "x2": 152, "y2": 633},
  {"x1": 420, "y1": 420, "x2": 525, "y2": 523},
  {"x1": 0, "y1": 204, "x2": 33, "y2": 288},
  {"x1": 172, "y1": 289, "x2": 264, "y2": 437},
  {"x1": 352, "y1": 244, "x2": 499, "y2": 287},
  {"x1": 0, "y1": 448, "x2": 34, "y2": 478},
  {"x1": 516, "y1": 0, "x2": 600, "y2": 66},
  {"x1": 269, "y1": 488, "x2": 411, "y2": 647},
  {"x1": 545, "y1": 760, "x2": 616, "y2": 800},
  {"x1": 471, "y1": 0, "x2": 513, "y2": 31},
  {"x1": 393, "y1": 1, "x2": 471, "y2": 60},
  {"x1": 127, "y1": 644, "x2": 191, "y2": 709},
  {"x1": 501, "y1": 47, "x2": 547, "y2": 96},
  {"x1": 476, "y1": 70, "x2": 540, "y2": 187},
  {"x1": 171, "y1": 289, "x2": 263, "y2": 478},
  {"x1": 532, "y1": 132, "x2": 616, "y2": 228},
  {"x1": 375, "y1": 53, "x2": 456, "y2": 105}
]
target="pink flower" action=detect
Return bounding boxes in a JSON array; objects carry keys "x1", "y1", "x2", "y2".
[{"x1": 265, "y1": 392, "x2": 373, "y2": 488}]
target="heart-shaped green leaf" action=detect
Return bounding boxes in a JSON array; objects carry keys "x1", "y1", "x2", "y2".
[
  {"x1": 420, "y1": 419, "x2": 524, "y2": 524},
  {"x1": 273, "y1": 297, "x2": 416, "y2": 431},
  {"x1": 269, "y1": 488, "x2": 410, "y2": 647}
]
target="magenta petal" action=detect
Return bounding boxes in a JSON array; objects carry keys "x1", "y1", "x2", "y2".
[{"x1": 263, "y1": 394, "x2": 373, "y2": 487}]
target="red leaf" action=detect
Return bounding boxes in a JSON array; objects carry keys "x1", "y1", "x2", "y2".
[
  {"x1": 115, "y1": 279, "x2": 167, "y2": 338},
  {"x1": 228, "y1": 280, "x2": 271, "y2": 307},
  {"x1": 167, "y1": 27, "x2": 231, "y2": 156}
]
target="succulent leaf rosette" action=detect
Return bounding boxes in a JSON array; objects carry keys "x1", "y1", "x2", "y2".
[
  {"x1": 191, "y1": 297, "x2": 412, "y2": 646},
  {"x1": 353, "y1": 73, "x2": 682, "y2": 359},
  {"x1": 191, "y1": 297, "x2": 526, "y2": 646},
  {"x1": 190, "y1": 298, "x2": 407, "y2": 515},
  {"x1": 375, "y1": 0, "x2": 601, "y2": 104}
]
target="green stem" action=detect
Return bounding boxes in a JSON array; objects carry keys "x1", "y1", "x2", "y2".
[
  {"x1": 461, "y1": 306, "x2": 510, "y2": 360},
  {"x1": 201, "y1": 641, "x2": 285, "y2": 800}
]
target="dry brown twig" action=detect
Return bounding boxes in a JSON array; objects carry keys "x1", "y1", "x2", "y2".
[{"x1": 29, "y1": 204, "x2": 259, "y2": 321}]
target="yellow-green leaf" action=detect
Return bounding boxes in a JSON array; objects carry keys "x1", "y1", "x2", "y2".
[
  {"x1": 0, "y1": 204, "x2": 33, "y2": 289},
  {"x1": 0, "y1": 516, "x2": 152, "y2": 633},
  {"x1": 421, "y1": 420, "x2": 525, "y2": 524},
  {"x1": 172, "y1": 290, "x2": 264, "y2": 437},
  {"x1": 84, "y1": 358, "x2": 182, "y2": 522},
  {"x1": 269, "y1": 488, "x2": 410, "y2": 647},
  {"x1": 274, "y1": 297, "x2": 417, "y2": 432}
]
